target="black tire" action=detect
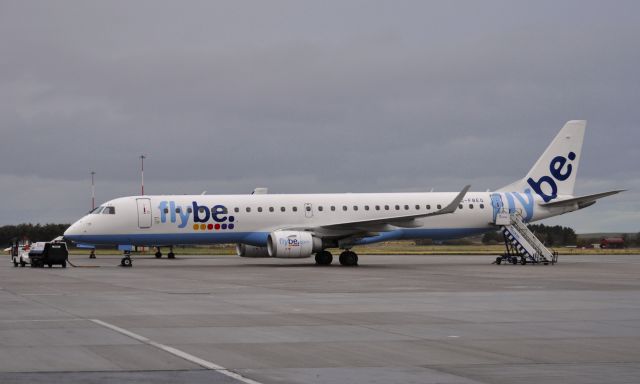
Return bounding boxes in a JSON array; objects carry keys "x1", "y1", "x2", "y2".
[
  {"x1": 167, "y1": 252, "x2": 175, "y2": 259},
  {"x1": 155, "y1": 252, "x2": 162, "y2": 258},
  {"x1": 511, "y1": 257, "x2": 518, "y2": 265},
  {"x1": 495, "y1": 257, "x2": 502, "y2": 265},
  {"x1": 339, "y1": 251, "x2": 358, "y2": 266},
  {"x1": 62, "y1": 261, "x2": 66, "y2": 268},
  {"x1": 121, "y1": 257, "x2": 132, "y2": 267},
  {"x1": 20, "y1": 260, "x2": 26, "y2": 268},
  {"x1": 13, "y1": 259, "x2": 18, "y2": 267},
  {"x1": 315, "y1": 251, "x2": 333, "y2": 265},
  {"x1": 48, "y1": 264, "x2": 52, "y2": 268},
  {"x1": 521, "y1": 258, "x2": 527, "y2": 265}
]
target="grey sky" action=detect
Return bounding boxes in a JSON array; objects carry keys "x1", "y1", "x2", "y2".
[{"x1": 1, "y1": 1, "x2": 638, "y2": 233}]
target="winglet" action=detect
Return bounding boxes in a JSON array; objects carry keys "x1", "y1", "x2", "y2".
[{"x1": 437, "y1": 184, "x2": 471, "y2": 214}]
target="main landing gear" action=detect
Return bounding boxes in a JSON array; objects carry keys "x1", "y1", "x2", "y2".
[
  {"x1": 154, "y1": 246, "x2": 176, "y2": 259},
  {"x1": 339, "y1": 250, "x2": 358, "y2": 266},
  {"x1": 314, "y1": 250, "x2": 358, "y2": 266}
]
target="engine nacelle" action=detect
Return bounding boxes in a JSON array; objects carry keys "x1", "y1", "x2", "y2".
[
  {"x1": 236, "y1": 244, "x2": 270, "y2": 258},
  {"x1": 267, "y1": 231, "x2": 322, "y2": 258}
]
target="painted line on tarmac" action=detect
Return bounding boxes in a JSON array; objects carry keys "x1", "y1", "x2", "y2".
[{"x1": 90, "y1": 319, "x2": 262, "y2": 384}]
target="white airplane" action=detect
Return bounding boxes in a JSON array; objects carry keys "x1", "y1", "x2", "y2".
[{"x1": 64, "y1": 120, "x2": 623, "y2": 267}]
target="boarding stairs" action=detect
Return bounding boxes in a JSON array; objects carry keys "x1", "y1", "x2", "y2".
[{"x1": 495, "y1": 210, "x2": 558, "y2": 265}]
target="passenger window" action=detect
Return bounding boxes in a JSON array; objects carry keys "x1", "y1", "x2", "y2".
[
  {"x1": 331, "y1": 206, "x2": 336, "y2": 211},
  {"x1": 353, "y1": 206, "x2": 358, "y2": 211},
  {"x1": 437, "y1": 204, "x2": 442, "y2": 209},
  {"x1": 343, "y1": 206, "x2": 348, "y2": 211},
  {"x1": 246, "y1": 207, "x2": 251, "y2": 212},
  {"x1": 258, "y1": 207, "x2": 263, "y2": 212},
  {"x1": 175, "y1": 208, "x2": 181, "y2": 213},
  {"x1": 164, "y1": 208, "x2": 169, "y2": 214},
  {"x1": 281, "y1": 207, "x2": 286, "y2": 212},
  {"x1": 415, "y1": 204, "x2": 420, "y2": 210},
  {"x1": 364, "y1": 205, "x2": 369, "y2": 211},
  {"x1": 426, "y1": 205, "x2": 431, "y2": 210},
  {"x1": 187, "y1": 207, "x2": 193, "y2": 213},
  {"x1": 269, "y1": 207, "x2": 274, "y2": 212},
  {"x1": 404, "y1": 205, "x2": 409, "y2": 210},
  {"x1": 459, "y1": 204, "x2": 463, "y2": 209},
  {"x1": 306, "y1": 206, "x2": 311, "y2": 212},
  {"x1": 318, "y1": 206, "x2": 323, "y2": 211},
  {"x1": 384, "y1": 205, "x2": 389, "y2": 210},
  {"x1": 395, "y1": 205, "x2": 400, "y2": 210},
  {"x1": 234, "y1": 207, "x2": 239, "y2": 213},
  {"x1": 293, "y1": 207, "x2": 298, "y2": 212},
  {"x1": 199, "y1": 207, "x2": 206, "y2": 213},
  {"x1": 375, "y1": 205, "x2": 380, "y2": 210},
  {"x1": 469, "y1": 204, "x2": 474, "y2": 209},
  {"x1": 480, "y1": 204, "x2": 485, "y2": 209}
]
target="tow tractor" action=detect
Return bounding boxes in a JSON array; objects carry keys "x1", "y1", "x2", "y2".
[{"x1": 28, "y1": 240, "x2": 68, "y2": 268}]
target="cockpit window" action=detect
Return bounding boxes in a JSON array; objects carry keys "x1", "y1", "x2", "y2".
[
  {"x1": 91, "y1": 207, "x2": 104, "y2": 214},
  {"x1": 102, "y1": 206, "x2": 116, "y2": 214}
]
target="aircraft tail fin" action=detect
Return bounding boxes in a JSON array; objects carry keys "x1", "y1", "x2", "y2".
[{"x1": 497, "y1": 120, "x2": 586, "y2": 202}]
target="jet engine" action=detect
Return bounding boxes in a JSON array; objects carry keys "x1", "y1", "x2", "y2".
[
  {"x1": 267, "y1": 231, "x2": 322, "y2": 258},
  {"x1": 236, "y1": 244, "x2": 270, "y2": 258}
]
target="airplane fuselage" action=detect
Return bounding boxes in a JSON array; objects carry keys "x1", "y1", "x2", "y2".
[{"x1": 64, "y1": 191, "x2": 571, "y2": 248}]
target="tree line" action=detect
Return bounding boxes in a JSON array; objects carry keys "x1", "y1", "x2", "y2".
[
  {"x1": 482, "y1": 223, "x2": 578, "y2": 246},
  {"x1": 1, "y1": 223, "x2": 70, "y2": 245}
]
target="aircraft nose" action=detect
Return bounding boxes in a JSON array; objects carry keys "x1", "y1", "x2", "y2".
[{"x1": 64, "y1": 219, "x2": 85, "y2": 240}]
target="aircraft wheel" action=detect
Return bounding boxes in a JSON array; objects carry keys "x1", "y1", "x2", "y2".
[
  {"x1": 339, "y1": 251, "x2": 358, "y2": 266},
  {"x1": 511, "y1": 257, "x2": 518, "y2": 265},
  {"x1": 62, "y1": 261, "x2": 67, "y2": 268},
  {"x1": 315, "y1": 251, "x2": 333, "y2": 265},
  {"x1": 520, "y1": 257, "x2": 527, "y2": 265},
  {"x1": 167, "y1": 252, "x2": 175, "y2": 259},
  {"x1": 495, "y1": 257, "x2": 502, "y2": 265},
  {"x1": 155, "y1": 251, "x2": 162, "y2": 258},
  {"x1": 121, "y1": 257, "x2": 132, "y2": 267}
]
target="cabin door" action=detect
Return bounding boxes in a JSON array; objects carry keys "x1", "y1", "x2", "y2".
[{"x1": 136, "y1": 198, "x2": 152, "y2": 229}]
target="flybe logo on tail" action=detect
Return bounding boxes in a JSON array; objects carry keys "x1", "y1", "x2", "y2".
[
  {"x1": 158, "y1": 201, "x2": 235, "y2": 231},
  {"x1": 527, "y1": 152, "x2": 576, "y2": 202}
]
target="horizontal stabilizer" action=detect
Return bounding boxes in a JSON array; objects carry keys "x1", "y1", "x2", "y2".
[{"x1": 540, "y1": 190, "x2": 625, "y2": 209}]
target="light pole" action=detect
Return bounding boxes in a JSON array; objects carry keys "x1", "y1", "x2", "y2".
[
  {"x1": 140, "y1": 155, "x2": 146, "y2": 195},
  {"x1": 91, "y1": 171, "x2": 96, "y2": 210}
]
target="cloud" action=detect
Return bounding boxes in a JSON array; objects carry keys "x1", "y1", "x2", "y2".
[{"x1": 0, "y1": 1, "x2": 638, "y2": 232}]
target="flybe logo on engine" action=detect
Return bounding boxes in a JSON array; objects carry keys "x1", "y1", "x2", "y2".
[
  {"x1": 158, "y1": 201, "x2": 235, "y2": 231},
  {"x1": 527, "y1": 152, "x2": 576, "y2": 203},
  {"x1": 280, "y1": 235, "x2": 300, "y2": 247}
]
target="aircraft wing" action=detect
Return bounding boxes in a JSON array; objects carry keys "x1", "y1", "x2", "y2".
[
  {"x1": 284, "y1": 185, "x2": 470, "y2": 239},
  {"x1": 540, "y1": 189, "x2": 625, "y2": 209}
]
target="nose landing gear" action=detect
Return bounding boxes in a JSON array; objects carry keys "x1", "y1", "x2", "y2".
[{"x1": 120, "y1": 251, "x2": 133, "y2": 267}]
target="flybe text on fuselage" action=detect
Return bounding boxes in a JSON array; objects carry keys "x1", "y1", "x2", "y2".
[{"x1": 158, "y1": 201, "x2": 235, "y2": 230}]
